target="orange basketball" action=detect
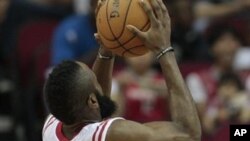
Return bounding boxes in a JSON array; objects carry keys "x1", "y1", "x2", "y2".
[{"x1": 96, "y1": 0, "x2": 151, "y2": 57}]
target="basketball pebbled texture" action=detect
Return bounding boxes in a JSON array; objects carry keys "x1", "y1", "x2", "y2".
[{"x1": 96, "y1": 0, "x2": 151, "y2": 57}]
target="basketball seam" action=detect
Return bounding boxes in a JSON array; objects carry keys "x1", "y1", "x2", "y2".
[
  {"x1": 100, "y1": 0, "x2": 133, "y2": 41},
  {"x1": 121, "y1": 8, "x2": 150, "y2": 58},
  {"x1": 122, "y1": 44, "x2": 146, "y2": 56},
  {"x1": 110, "y1": 20, "x2": 150, "y2": 49},
  {"x1": 99, "y1": 19, "x2": 149, "y2": 47},
  {"x1": 116, "y1": 0, "x2": 150, "y2": 56},
  {"x1": 98, "y1": 0, "x2": 131, "y2": 42},
  {"x1": 106, "y1": 0, "x2": 138, "y2": 55},
  {"x1": 98, "y1": 28, "x2": 116, "y2": 41},
  {"x1": 115, "y1": 0, "x2": 134, "y2": 39},
  {"x1": 99, "y1": 20, "x2": 150, "y2": 41}
]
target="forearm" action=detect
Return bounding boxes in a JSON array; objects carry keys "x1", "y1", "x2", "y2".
[
  {"x1": 159, "y1": 52, "x2": 201, "y2": 140},
  {"x1": 92, "y1": 49, "x2": 115, "y2": 97}
]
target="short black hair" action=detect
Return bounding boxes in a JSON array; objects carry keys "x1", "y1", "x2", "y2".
[
  {"x1": 207, "y1": 24, "x2": 243, "y2": 47},
  {"x1": 218, "y1": 72, "x2": 244, "y2": 91},
  {"x1": 44, "y1": 60, "x2": 85, "y2": 125}
]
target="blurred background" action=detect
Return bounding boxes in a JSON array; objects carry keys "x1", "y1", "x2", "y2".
[{"x1": 0, "y1": 0, "x2": 250, "y2": 141}]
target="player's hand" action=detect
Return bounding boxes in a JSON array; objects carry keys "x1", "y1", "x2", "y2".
[
  {"x1": 127, "y1": 0, "x2": 171, "y2": 54},
  {"x1": 95, "y1": 1, "x2": 113, "y2": 57},
  {"x1": 94, "y1": 33, "x2": 114, "y2": 57},
  {"x1": 95, "y1": 0, "x2": 105, "y2": 17}
]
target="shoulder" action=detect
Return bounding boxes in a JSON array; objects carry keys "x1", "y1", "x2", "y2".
[
  {"x1": 42, "y1": 115, "x2": 59, "y2": 140},
  {"x1": 42, "y1": 114, "x2": 57, "y2": 133},
  {"x1": 75, "y1": 117, "x2": 124, "y2": 141},
  {"x1": 106, "y1": 119, "x2": 155, "y2": 141}
]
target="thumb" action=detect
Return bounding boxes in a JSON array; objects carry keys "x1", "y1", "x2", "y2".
[
  {"x1": 94, "y1": 33, "x2": 104, "y2": 46},
  {"x1": 95, "y1": 0, "x2": 104, "y2": 17}
]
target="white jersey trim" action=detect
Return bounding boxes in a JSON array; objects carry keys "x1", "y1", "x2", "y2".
[{"x1": 92, "y1": 117, "x2": 124, "y2": 141}]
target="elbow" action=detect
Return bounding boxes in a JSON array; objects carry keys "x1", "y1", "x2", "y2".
[
  {"x1": 189, "y1": 127, "x2": 202, "y2": 141},
  {"x1": 177, "y1": 125, "x2": 202, "y2": 141},
  {"x1": 182, "y1": 122, "x2": 202, "y2": 141},
  {"x1": 196, "y1": 119, "x2": 202, "y2": 140},
  {"x1": 191, "y1": 134, "x2": 201, "y2": 141},
  {"x1": 190, "y1": 113, "x2": 202, "y2": 141},
  {"x1": 191, "y1": 123, "x2": 202, "y2": 141},
  {"x1": 183, "y1": 132, "x2": 201, "y2": 141}
]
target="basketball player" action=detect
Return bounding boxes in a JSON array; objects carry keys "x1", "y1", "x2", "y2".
[{"x1": 42, "y1": 0, "x2": 201, "y2": 141}]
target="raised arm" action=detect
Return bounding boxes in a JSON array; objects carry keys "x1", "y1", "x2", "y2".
[
  {"x1": 127, "y1": 0, "x2": 201, "y2": 137},
  {"x1": 92, "y1": 0, "x2": 115, "y2": 97},
  {"x1": 92, "y1": 42, "x2": 115, "y2": 97},
  {"x1": 156, "y1": 45, "x2": 201, "y2": 140},
  {"x1": 106, "y1": 0, "x2": 201, "y2": 141}
]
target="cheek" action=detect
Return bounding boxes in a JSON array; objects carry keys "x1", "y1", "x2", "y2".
[{"x1": 213, "y1": 46, "x2": 236, "y2": 61}]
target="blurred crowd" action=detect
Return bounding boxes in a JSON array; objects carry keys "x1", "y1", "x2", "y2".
[{"x1": 0, "y1": 0, "x2": 250, "y2": 141}]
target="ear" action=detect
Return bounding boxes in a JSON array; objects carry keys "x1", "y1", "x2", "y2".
[{"x1": 87, "y1": 93, "x2": 99, "y2": 109}]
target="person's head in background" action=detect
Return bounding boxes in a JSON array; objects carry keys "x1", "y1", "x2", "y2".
[
  {"x1": 208, "y1": 25, "x2": 243, "y2": 72},
  {"x1": 125, "y1": 52, "x2": 154, "y2": 76},
  {"x1": 0, "y1": 0, "x2": 10, "y2": 24},
  {"x1": 72, "y1": 0, "x2": 97, "y2": 27},
  {"x1": 73, "y1": 0, "x2": 98, "y2": 15},
  {"x1": 216, "y1": 72, "x2": 250, "y2": 123},
  {"x1": 217, "y1": 72, "x2": 244, "y2": 102},
  {"x1": 172, "y1": 0, "x2": 194, "y2": 29}
]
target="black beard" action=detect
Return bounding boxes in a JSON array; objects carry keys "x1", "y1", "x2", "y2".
[{"x1": 95, "y1": 93, "x2": 117, "y2": 119}]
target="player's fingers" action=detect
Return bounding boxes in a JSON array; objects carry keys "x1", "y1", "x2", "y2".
[
  {"x1": 94, "y1": 33, "x2": 104, "y2": 46},
  {"x1": 127, "y1": 25, "x2": 146, "y2": 41},
  {"x1": 157, "y1": 0, "x2": 169, "y2": 26},
  {"x1": 139, "y1": 0, "x2": 159, "y2": 27},
  {"x1": 94, "y1": 33, "x2": 99, "y2": 41},
  {"x1": 95, "y1": 0, "x2": 104, "y2": 17},
  {"x1": 150, "y1": 0, "x2": 163, "y2": 20},
  {"x1": 157, "y1": 0, "x2": 167, "y2": 14}
]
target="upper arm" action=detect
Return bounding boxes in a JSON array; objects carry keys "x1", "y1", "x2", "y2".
[{"x1": 106, "y1": 120, "x2": 193, "y2": 141}]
